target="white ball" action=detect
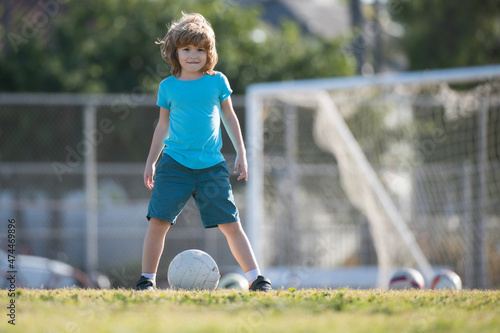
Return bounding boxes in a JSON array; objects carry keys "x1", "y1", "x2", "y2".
[
  {"x1": 167, "y1": 249, "x2": 220, "y2": 290},
  {"x1": 389, "y1": 268, "x2": 425, "y2": 290},
  {"x1": 430, "y1": 270, "x2": 462, "y2": 290},
  {"x1": 218, "y1": 273, "x2": 248, "y2": 290}
]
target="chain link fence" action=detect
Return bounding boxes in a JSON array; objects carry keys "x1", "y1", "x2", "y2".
[{"x1": 0, "y1": 93, "x2": 246, "y2": 287}]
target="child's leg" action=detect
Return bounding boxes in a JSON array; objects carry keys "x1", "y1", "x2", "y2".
[
  {"x1": 141, "y1": 217, "x2": 171, "y2": 273},
  {"x1": 218, "y1": 221, "x2": 259, "y2": 273}
]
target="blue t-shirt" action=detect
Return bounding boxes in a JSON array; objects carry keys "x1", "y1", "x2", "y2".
[{"x1": 156, "y1": 72, "x2": 232, "y2": 169}]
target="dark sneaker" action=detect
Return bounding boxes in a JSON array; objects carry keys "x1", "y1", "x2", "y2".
[
  {"x1": 249, "y1": 275, "x2": 272, "y2": 291},
  {"x1": 135, "y1": 276, "x2": 156, "y2": 291}
]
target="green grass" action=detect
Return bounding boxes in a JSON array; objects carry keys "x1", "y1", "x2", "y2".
[{"x1": 1, "y1": 288, "x2": 499, "y2": 332}]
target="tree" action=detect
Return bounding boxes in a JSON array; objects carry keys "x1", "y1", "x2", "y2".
[
  {"x1": 0, "y1": 0, "x2": 354, "y2": 162},
  {"x1": 392, "y1": 0, "x2": 500, "y2": 70},
  {"x1": 0, "y1": 0, "x2": 354, "y2": 94}
]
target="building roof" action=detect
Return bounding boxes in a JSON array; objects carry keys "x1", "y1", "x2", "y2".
[{"x1": 233, "y1": 0, "x2": 351, "y2": 39}]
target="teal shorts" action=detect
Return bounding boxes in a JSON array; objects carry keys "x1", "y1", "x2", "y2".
[{"x1": 147, "y1": 153, "x2": 239, "y2": 228}]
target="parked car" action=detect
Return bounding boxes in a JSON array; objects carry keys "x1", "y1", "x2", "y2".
[{"x1": 0, "y1": 249, "x2": 92, "y2": 289}]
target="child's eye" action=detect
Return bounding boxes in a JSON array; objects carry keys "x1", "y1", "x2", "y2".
[{"x1": 198, "y1": 48, "x2": 205, "y2": 52}]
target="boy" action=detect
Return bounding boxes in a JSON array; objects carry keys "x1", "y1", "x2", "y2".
[{"x1": 135, "y1": 13, "x2": 271, "y2": 292}]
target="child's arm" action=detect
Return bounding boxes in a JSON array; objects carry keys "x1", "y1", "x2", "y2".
[
  {"x1": 144, "y1": 107, "x2": 170, "y2": 190},
  {"x1": 221, "y1": 96, "x2": 248, "y2": 181}
]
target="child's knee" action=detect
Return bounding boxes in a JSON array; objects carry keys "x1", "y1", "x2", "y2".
[
  {"x1": 219, "y1": 221, "x2": 243, "y2": 235},
  {"x1": 149, "y1": 218, "x2": 172, "y2": 231}
]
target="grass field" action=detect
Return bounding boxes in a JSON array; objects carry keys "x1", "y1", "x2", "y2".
[{"x1": 1, "y1": 288, "x2": 499, "y2": 332}]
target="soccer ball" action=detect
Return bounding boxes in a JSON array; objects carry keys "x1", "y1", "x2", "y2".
[
  {"x1": 217, "y1": 273, "x2": 248, "y2": 290},
  {"x1": 388, "y1": 268, "x2": 425, "y2": 290},
  {"x1": 430, "y1": 269, "x2": 462, "y2": 290},
  {"x1": 167, "y1": 249, "x2": 220, "y2": 290}
]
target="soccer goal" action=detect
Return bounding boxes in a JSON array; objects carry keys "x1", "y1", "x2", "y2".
[{"x1": 245, "y1": 65, "x2": 500, "y2": 289}]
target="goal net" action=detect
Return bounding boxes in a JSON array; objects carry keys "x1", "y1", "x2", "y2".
[{"x1": 245, "y1": 65, "x2": 500, "y2": 289}]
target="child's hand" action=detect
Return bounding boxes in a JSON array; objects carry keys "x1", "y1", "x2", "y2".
[
  {"x1": 234, "y1": 154, "x2": 248, "y2": 181},
  {"x1": 144, "y1": 164, "x2": 155, "y2": 190}
]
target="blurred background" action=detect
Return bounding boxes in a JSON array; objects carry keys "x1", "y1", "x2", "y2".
[{"x1": 0, "y1": 0, "x2": 499, "y2": 289}]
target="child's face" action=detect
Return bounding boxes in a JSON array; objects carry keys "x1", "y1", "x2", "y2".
[{"x1": 177, "y1": 45, "x2": 208, "y2": 76}]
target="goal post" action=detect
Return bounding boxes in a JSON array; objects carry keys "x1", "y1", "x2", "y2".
[{"x1": 245, "y1": 65, "x2": 500, "y2": 289}]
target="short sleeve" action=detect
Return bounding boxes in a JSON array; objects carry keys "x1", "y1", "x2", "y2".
[
  {"x1": 157, "y1": 80, "x2": 171, "y2": 109},
  {"x1": 219, "y1": 72, "x2": 233, "y2": 102}
]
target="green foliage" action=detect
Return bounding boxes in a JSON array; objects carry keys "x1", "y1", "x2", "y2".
[
  {"x1": 0, "y1": 0, "x2": 354, "y2": 94},
  {"x1": 392, "y1": 0, "x2": 500, "y2": 70},
  {"x1": 0, "y1": 0, "x2": 354, "y2": 165},
  {"x1": 2, "y1": 288, "x2": 499, "y2": 332}
]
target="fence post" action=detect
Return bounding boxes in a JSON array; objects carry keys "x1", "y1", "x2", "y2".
[
  {"x1": 284, "y1": 103, "x2": 298, "y2": 265},
  {"x1": 84, "y1": 103, "x2": 98, "y2": 274},
  {"x1": 461, "y1": 161, "x2": 473, "y2": 288},
  {"x1": 474, "y1": 99, "x2": 489, "y2": 288},
  {"x1": 246, "y1": 92, "x2": 264, "y2": 268}
]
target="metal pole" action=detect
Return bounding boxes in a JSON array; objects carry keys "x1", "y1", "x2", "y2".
[
  {"x1": 461, "y1": 161, "x2": 473, "y2": 288},
  {"x1": 284, "y1": 104, "x2": 298, "y2": 265},
  {"x1": 373, "y1": 0, "x2": 383, "y2": 73},
  {"x1": 246, "y1": 90, "x2": 264, "y2": 268},
  {"x1": 475, "y1": 99, "x2": 489, "y2": 288},
  {"x1": 84, "y1": 103, "x2": 98, "y2": 274},
  {"x1": 349, "y1": 0, "x2": 365, "y2": 75}
]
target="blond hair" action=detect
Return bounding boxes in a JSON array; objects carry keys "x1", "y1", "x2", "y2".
[{"x1": 156, "y1": 13, "x2": 218, "y2": 77}]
